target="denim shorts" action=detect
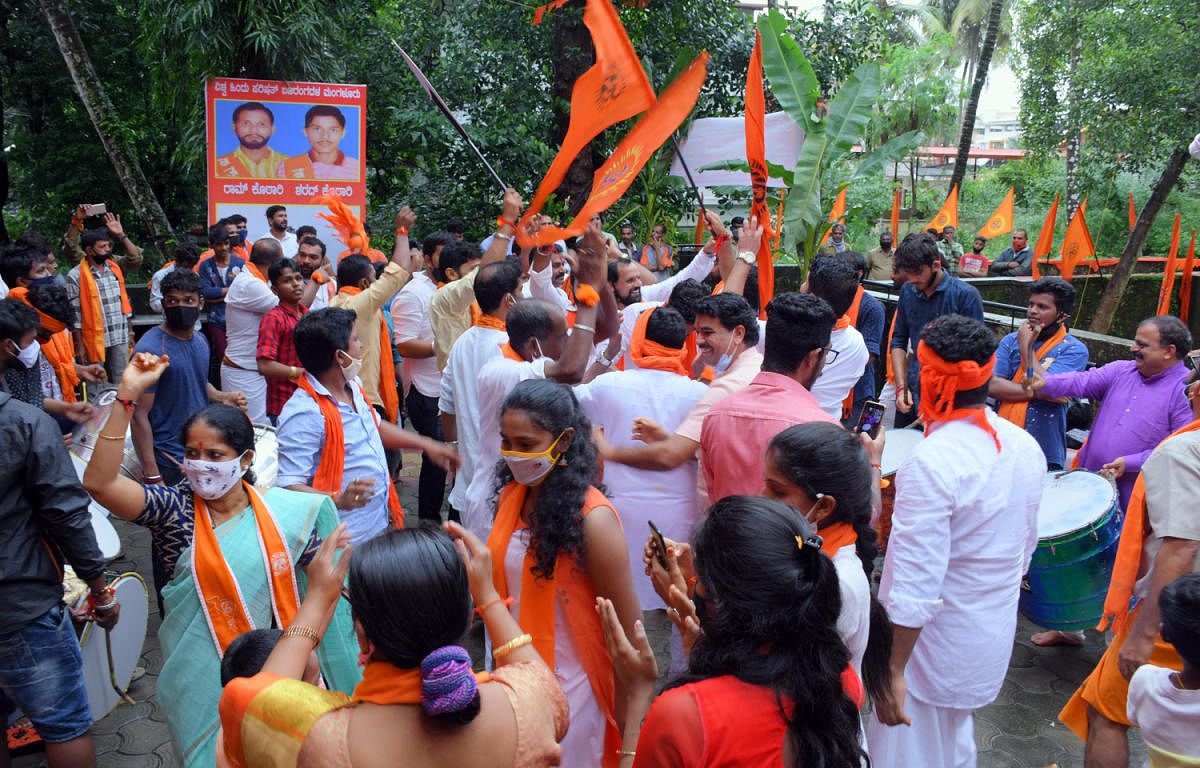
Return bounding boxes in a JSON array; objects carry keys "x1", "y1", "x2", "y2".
[{"x1": 0, "y1": 603, "x2": 92, "y2": 743}]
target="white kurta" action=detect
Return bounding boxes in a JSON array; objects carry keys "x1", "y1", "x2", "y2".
[
  {"x1": 811, "y1": 324, "x2": 869, "y2": 420},
  {"x1": 438, "y1": 326, "x2": 507, "y2": 511}
]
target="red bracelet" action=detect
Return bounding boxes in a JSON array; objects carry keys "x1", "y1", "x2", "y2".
[
  {"x1": 870, "y1": 463, "x2": 881, "y2": 469},
  {"x1": 474, "y1": 595, "x2": 514, "y2": 616},
  {"x1": 395, "y1": 226, "x2": 409, "y2": 237},
  {"x1": 114, "y1": 395, "x2": 136, "y2": 412}
]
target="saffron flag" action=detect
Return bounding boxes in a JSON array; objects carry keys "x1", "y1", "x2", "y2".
[
  {"x1": 693, "y1": 216, "x2": 705, "y2": 244},
  {"x1": 1031, "y1": 192, "x2": 1060, "y2": 280},
  {"x1": 518, "y1": 0, "x2": 656, "y2": 244},
  {"x1": 1129, "y1": 192, "x2": 1137, "y2": 232},
  {"x1": 532, "y1": 0, "x2": 569, "y2": 26},
  {"x1": 819, "y1": 186, "x2": 847, "y2": 247},
  {"x1": 890, "y1": 187, "x2": 900, "y2": 239},
  {"x1": 925, "y1": 184, "x2": 958, "y2": 231},
  {"x1": 745, "y1": 30, "x2": 776, "y2": 318},
  {"x1": 1180, "y1": 230, "x2": 1196, "y2": 325},
  {"x1": 977, "y1": 187, "x2": 1014, "y2": 239},
  {"x1": 524, "y1": 52, "x2": 709, "y2": 246},
  {"x1": 1155, "y1": 214, "x2": 1182, "y2": 316},
  {"x1": 1058, "y1": 199, "x2": 1095, "y2": 281}
]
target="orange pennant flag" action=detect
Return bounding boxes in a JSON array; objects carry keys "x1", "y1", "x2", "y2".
[
  {"x1": 745, "y1": 29, "x2": 776, "y2": 319},
  {"x1": 1156, "y1": 214, "x2": 1182, "y2": 316},
  {"x1": 693, "y1": 216, "x2": 705, "y2": 244},
  {"x1": 1058, "y1": 199, "x2": 1095, "y2": 282},
  {"x1": 890, "y1": 187, "x2": 901, "y2": 239},
  {"x1": 518, "y1": 0, "x2": 655, "y2": 243},
  {"x1": 1031, "y1": 192, "x2": 1060, "y2": 280},
  {"x1": 1128, "y1": 192, "x2": 1137, "y2": 232},
  {"x1": 925, "y1": 184, "x2": 958, "y2": 231},
  {"x1": 523, "y1": 52, "x2": 709, "y2": 246},
  {"x1": 819, "y1": 186, "x2": 847, "y2": 246},
  {"x1": 977, "y1": 187, "x2": 1014, "y2": 239},
  {"x1": 1180, "y1": 230, "x2": 1196, "y2": 325}
]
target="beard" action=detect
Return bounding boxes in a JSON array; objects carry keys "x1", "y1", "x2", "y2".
[
  {"x1": 239, "y1": 135, "x2": 269, "y2": 150},
  {"x1": 618, "y1": 287, "x2": 642, "y2": 306},
  {"x1": 298, "y1": 263, "x2": 316, "y2": 279}
]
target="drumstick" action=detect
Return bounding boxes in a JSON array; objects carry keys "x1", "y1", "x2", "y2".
[{"x1": 106, "y1": 629, "x2": 136, "y2": 707}]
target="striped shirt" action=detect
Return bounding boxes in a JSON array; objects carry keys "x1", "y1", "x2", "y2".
[{"x1": 66, "y1": 261, "x2": 130, "y2": 349}]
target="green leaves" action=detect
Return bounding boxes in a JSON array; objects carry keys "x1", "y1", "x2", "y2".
[{"x1": 756, "y1": 10, "x2": 819, "y2": 134}]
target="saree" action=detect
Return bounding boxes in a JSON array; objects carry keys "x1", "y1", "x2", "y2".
[{"x1": 157, "y1": 487, "x2": 361, "y2": 767}]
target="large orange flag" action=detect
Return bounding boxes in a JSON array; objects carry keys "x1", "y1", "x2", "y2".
[
  {"x1": 524, "y1": 53, "x2": 709, "y2": 246},
  {"x1": 1180, "y1": 230, "x2": 1197, "y2": 324},
  {"x1": 517, "y1": 0, "x2": 655, "y2": 245},
  {"x1": 1155, "y1": 214, "x2": 1182, "y2": 316},
  {"x1": 1058, "y1": 200, "x2": 1095, "y2": 281},
  {"x1": 745, "y1": 29, "x2": 776, "y2": 318},
  {"x1": 890, "y1": 187, "x2": 900, "y2": 239},
  {"x1": 1128, "y1": 192, "x2": 1137, "y2": 232},
  {"x1": 977, "y1": 187, "x2": 1014, "y2": 239},
  {"x1": 925, "y1": 184, "x2": 958, "y2": 231},
  {"x1": 1031, "y1": 192, "x2": 1060, "y2": 280}
]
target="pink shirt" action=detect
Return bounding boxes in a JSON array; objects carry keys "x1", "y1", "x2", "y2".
[
  {"x1": 700, "y1": 371, "x2": 836, "y2": 502},
  {"x1": 675, "y1": 348, "x2": 763, "y2": 443}
]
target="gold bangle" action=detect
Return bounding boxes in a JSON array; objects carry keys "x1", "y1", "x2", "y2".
[
  {"x1": 281, "y1": 624, "x2": 321, "y2": 648},
  {"x1": 492, "y1": 633, "x2": 532, "y2": 661},
  {"x1": 98, "y1": 433, "x2": 125, "y2": 441},
  {"x1": 620, "y1": 750, "x2": 636, "y2": 758}
]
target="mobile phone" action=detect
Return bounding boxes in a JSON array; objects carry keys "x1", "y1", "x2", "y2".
[
  {"x1": 647, "y1": 520, "x2": 669, "y2": 569},
  {"x1": 83, "y1": 203, "x2": 107, "y2": 217},
  {"x1": 855, "y1": 400, "x2": 887, "y2": 439},
  {"x1": 1186, "y1": 351, "x2": 1200, "y2": 371}
]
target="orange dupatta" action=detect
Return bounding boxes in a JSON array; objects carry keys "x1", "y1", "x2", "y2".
[
  {"x1": 1096, "y1": 418, "x2": 1200, "y2": 634},
  {"x1": 192, "y1": 484, "x2": 301, "y2": 655},
  {"x1": 840, "y1": 286, "x2": 867, "y2": 419},
  {"x1": 77, "y1": 258, "x2": 131, "y2": 363},
  {"x1": 486, "y1": 483, "x2": 621, "y2": 768},
  {"x1": 818, "y1": 521, "x2": 858, "y2": 558},
  {"x1": 294, "y1": 376, "x2": 405, "y2": 529},
  {"x1": 8, "y1": 287, "x2": 79, "y2": 401},
  {"x1": 244, "y1": 261, "x2": 268, "y2": 283},
  {"x1": 629, "y1": 307, "x2": 689, "y2": 376},
  {"x1": 916, "y1": 340, "x2": 1000, "y2": 452},
  {"x1": 336, "y1": 285, "x2": 400, "y2": 423},
  {"x1": 475, "y1": 313, "x2": 506, "y2": 331},
  {"x1": 996, "y1": 324, "x2": 1068, "y2": 429}
]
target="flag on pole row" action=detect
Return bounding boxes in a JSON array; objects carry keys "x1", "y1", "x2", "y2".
[
  {"x1": 1031, "y1": 192, "x2": 1060, "y2": 280},
  {"x1": 745, "y1": 29, "x2": 776, "y2": 319},
  {"x1": 977, "y1": 187, "x2": 1014, "y2": 239},
  {"x1": 925, "y1": 184, "x2": 958, "y2": 231},
  {"x1": 1058, "y1": 199, "x2": 1095, "y2": 281},
  {"x1": 1156, "y1": 213, "x2": 1182, "y2": 316},
  {"x1": 890, "y1": 187, "x2": 900, "y2": 240}
]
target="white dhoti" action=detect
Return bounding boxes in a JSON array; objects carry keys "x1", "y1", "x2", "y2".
[
  {"x1": 866, "y1": 694, "x2": 976, "y2": 768},
  {"x1": 220, "y1": 364, "x2": 268, "y2": 424}
]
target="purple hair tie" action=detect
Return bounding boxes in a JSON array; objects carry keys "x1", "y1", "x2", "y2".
[{"x1": 420, "y1": 645, "x2": 478, "y2": 716}]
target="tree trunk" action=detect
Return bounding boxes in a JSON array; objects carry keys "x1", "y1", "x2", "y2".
[
  {"x1": 948, "y1": 0, "x2": 1002, "y2": 193},
  {"x1": 551, "y1": 0, "x2": 597, "y2": 217},
  {"x1": 0, "y1": 77, "x2": 10, "y2": 244},
  {"x1": 1088, "y1": 146, "x2": 1190, "y2": 334},
  {"x1": 1063, "y1": 44, "x2": 1084, "y2": 217},
  {"x1": 39, "y1": 0, "x2": 173, "y2": 260}
]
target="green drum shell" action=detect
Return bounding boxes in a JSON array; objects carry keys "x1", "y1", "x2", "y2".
[{"x1": 1020, "y1": 503, "x2": 1120, "y2": 632}]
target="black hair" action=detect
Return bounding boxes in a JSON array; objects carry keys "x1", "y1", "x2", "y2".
[
  {"x1": 445, "y1": 219, "x2": 465, "y2": 236},
  {"x1": 15, "y1": 231, "x2": 52, "y2": 257},
  {"x1": 839, "y1": 250, "x2": 867, "y2": 281},
  {"x1": 294, "y1": 307, "x2": 356, "y2": 374},
  {"x1": 607, "y1": 257, "x2": 635, "y2": 286},
  {"x1": 0, "y1": 297, "x2": 38, "y2": 343},
  {"x1": 232, "y1": 101, "x2": 274, "y2": 124},
  {"x1": 742, "y1": 266, "x2": 761, "y2": 315},
  {"x1": 730, "y1": 216, "x2": 745, "y2": 227},
  {"x1": 337, "y1": 253, "x2": 374, "y2": 288},
  {"x1": 208, "y1": 223, "x2": 230, "y2": 246},
  {"x1": 347, "y1": 527, "x2": 480, "y2": 724},
  {"x1": 894, "y1": 232, "x2": 940, "y2": 273},
  {"x1": 671, "y1": 496, "x2": 866, "y2": 768},
  {"x1": 666, "y1": 279, "x2": 709, "y2": 324},
  {"x1": 268, "y1": 257, "x2": 300, "y2": 285},
  {"x1": 645, "y1": 306, "x2": 687, "y2": 349},
  {"x1": 161, "y1": 268, "x2": 202, "y2": 298},
  {"x1": 435, "y1": 240, "x2": 482, "y2": 284},
  {"x1": 830, "y1": 222, "x2": 845, "y2": 233},
  {"x1": 180, "y1": 404, "x2": 257, "y2": 484},
  {"x1": 473, "y1": 261, "x2": 521, "y2": 314},
  {"x1": 974, "y1": 236, "x2": 988, "y2": 246},
  {"x1": 299, "y1": 236, "x2": 327, "y2": 259},
  {"x1": 694, "y1": 293, "x2": 760, "y2": 347},
  {"x1": 422, "y1": 231, "x2": 455, "y2": 258},
  {"x1": 304, "y1": 104, "x2": 346, "y2": 128},
  {"x1": 879, "y1": 230, "x2": 894, "y2": 242},
  {"x1": 295, "y1": 225, "x2": 317, "y2": 240},
  {"x1": 373, "y1": 262, "x2": 387, "y2": 280},
  {"x1": 762, "y1": 292, "x2": 835, "y2": 375},
  {"x1": 174, "y1": 241, "x2": 202, "y2": 270},
  {"x1": 1013, "y1": 228, "x2": 1028, "y2": 239},
  {"x1": 493, "y1": 379, "x2": 603, "y2": 580},
  {"x1": 807, "y1": 257, "x2": 858, "y2": 317},
  {"x1": 921, "y1": 314, "x2": 997, "y2": 403},
  {"x1": 505, "y1": 299, "x2": 556, "y2": 352},
  {"x1": 1160, "y1": 572, "x2": 1200, "y2": 668},
  {"x1": 1143, "y1": 316, "x2": 1193, "y2": 358},
  {"x1": 1028, "y1": 277, "x2": 1077, "y2": 316},
  {"x1": 227, "y1": 214, "x2": 248, "y2": 226},
  {"x1": 0, "y1": 244, "x2": 41, "y2": 287},
  {"x1": 249, "y1": 237, "x2": 282, "y2": 268},
  {"x1": 220, "y1": 629, "x2": 282, "y2": 686},
  {"x1": 265, "y1": 204, "x2": 286, "y2": 220},
  {"x1": 28, "y1": 284, "x2": 74, "y2": 330},
  {"x1": 81, "y1": 228, "x2": 112, "y2": 250}
]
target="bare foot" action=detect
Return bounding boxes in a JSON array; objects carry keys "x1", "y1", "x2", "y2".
[{"x1": 1031, "y1": 630, "x2": 1084, "y2": 647}]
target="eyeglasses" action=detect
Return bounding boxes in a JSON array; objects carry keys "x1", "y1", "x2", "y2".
[
  {"x1": 821, "y1": 345, "x2": 840, "y2": 365},
  {"x1": 340, "y1": 586, "x2": 353, "y2": 606}
]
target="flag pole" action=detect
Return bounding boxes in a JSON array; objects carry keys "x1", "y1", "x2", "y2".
[
  {"x1": 670, "y1": 134, "x2": 709, "y2": 224},
  {"x1": 391, "y1": 40, "x2": 508, "y2": 192}
]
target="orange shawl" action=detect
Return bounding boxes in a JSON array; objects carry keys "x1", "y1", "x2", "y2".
[
  {"x1": 245, "y1": 261, "x2": 269, "y2": 284},
  {"x1": 837, "y1": 287, "x2": 866, "y2": 419},
  {"x1": 1097, "y1": 418, "x2": 1200, "y2": 634},
  {"x1": 996, "y1": 324, "x2": 1069, "y2": 429},
  {"x1": 629, "y1": 307, "x2": 688, "y2": 376},
  {"x1": 486, "y1": 483, "x2": 621, "y2": 768},
  {"x1": 475, "y1": 313, "x2": 506, "y2": 331},
  {"x1": 336, "y1": 286, "x2": 400, "y2": 423},
  {"x1": 818, "y1": 521, "x2": 858, "y2": 558},
  {"x1": 295, "y1": 376, "x2": 404, "y2": 529},
  {"x1": 916, "y1": 340, "x2": 1000, "y2": 452},
  {"x1": 77, "y1": 258, "x2": 130, "y2": 363},
  {"x1": 192, "y1": 484, "x2": 301, "y2": 655},
  {"x1": 8, "y1": 287, "x2": 78, "y2": 401}
]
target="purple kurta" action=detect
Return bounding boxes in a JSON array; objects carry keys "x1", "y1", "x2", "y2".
[{"x1": 1040, "y1": 360, "x2": 1192, "y2": 508}]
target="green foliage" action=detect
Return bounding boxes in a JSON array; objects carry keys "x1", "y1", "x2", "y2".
[
  {"x1": 782, "y1": 0, "x2": 889, "y2": 98},
  {"x1": 867, "y1": 34, "x2": 962, "y2": 147}
]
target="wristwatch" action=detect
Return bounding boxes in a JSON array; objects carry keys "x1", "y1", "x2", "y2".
[
  {"x1": 736, "y1": 250, "x2": 757, "y2": 266},
  {"x1": 595, "y1": 350, "x2": 616, "y2": 369}
]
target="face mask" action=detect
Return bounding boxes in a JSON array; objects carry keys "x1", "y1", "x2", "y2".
[
  {"x1": 92, "y1": 248, "x2": 111, "y2": 262},
  {"x1": 237, "y1": 231, "x2": 248, "y2": 246},
  {"x1": 501, "y1": 430, "x2": 567, "y2": 487},
  {"x1": 183, "y1": 451, "x2": 248, "y2": 500},
  {"x1": 711, "y1": 334, "x2": 738, "y2": 375},
  {"x1": 13, "y1": 339, "x2": 40, "y2": 369},
  {"x1": 339, "y1": 350, "x2": 363, "y2": 383},
  {"x1": 531, "y1": 337, "x2": 544, "y2": 360},
  {"x1": 164, "y1": 305, "x2": 200, "y2": 331},
  {"x1": 31, "y1": 275, "x2": 55, "y2": 287}
]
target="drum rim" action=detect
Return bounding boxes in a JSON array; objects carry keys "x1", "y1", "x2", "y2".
[
  {"x1": 1037, "y1": 470, "x2": 1119, "y2": 540},
  {"x1": 77, "y1": 572, "x2": 148, "y2": 723}
]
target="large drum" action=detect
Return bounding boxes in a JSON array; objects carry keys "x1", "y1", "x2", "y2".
[
  {"x1": 69, "y1": 390, "x2": 141, "y2": 480},
  {"x1": 876, "y1": 428, "x2": 925, "y2": 553},
  {"x1": 75, "y1": 573, "x2": 149, "y2": 722},
  {"x1": 68, "y1": 454, "x2": 121, "y2": 560},
  {"x1": 1020, "y1": 470, "x2": 1121, "y2": 631}
]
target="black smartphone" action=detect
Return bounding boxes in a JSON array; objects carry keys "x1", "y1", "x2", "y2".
[
  {"x1": 647, "y1": 520, "x2": 669, "y2": 569},
  {"x1": 855, "y1": 400, "x2": 887, "y2": 439},
  {"x1": 1186, "y1": 351, "x2": 1200, "y2": 371}
]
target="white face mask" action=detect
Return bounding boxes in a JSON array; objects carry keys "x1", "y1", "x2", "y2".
[
  {"x1": 711, "y1": 334, "x2": 738, "y2": 375},
  {"x1": 501, "y1": 430, "x2": 567, "y2": 487},
  {"x1": 14, "y1": 339, "x2": 40, "y2": 369},
  {"x1": 338, "y1": 350, "x2": 363, "y2": 383},
  {"x1": 531, "y1": 337, "x2": 544, "y2": 360},
  {"x1": 184, "y1": 451, "x2": 248, "y2": 500}
]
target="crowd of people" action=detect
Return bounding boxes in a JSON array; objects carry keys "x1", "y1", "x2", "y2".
[{"x1": 0, "y1": 191, "x2": 1197, "y2": 768}]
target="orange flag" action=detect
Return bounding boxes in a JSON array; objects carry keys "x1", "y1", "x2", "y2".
[
  {"x1": 693, "y1": 217, "x2": 705, "y2": 244},
  {"x1": 745, "y1": 30, "x2": 776, "y2": 318},
  {"x1": 890, "y1": 187, "x2": 901, "y2": 239},
  {"x1": 1156, "y1": 214, "x2": 1182, "y2": 316},
  {"x1": 518, "y1": 0, "x2": 655, "y2": 244},
  {"x1": 1031, "y1": 192, "x2": 1060, "y2": 280},
  {"x1": 925, "y1": 184, "x2": 958, "y2": 231},
  {"x1": 977, "y1": 187, "x2": 1014, "y2": 239},
  {"x1": 819, "y1": 186, "x2": 847, "y2": 246},
  {"x1": 523, "y1": 53, "x2": 709, "y2": 246},
  {"x1": 1058, "y1": 199, "x2": 1095, "y2": 282},
  {"x1": 1128, "y1": 192, "x2": 1137, "y2": 231},
  {"x1": 1180, "y1": 230, "x2": 1196, "y2": 324}
]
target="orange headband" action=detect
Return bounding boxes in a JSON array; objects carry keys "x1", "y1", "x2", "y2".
[{"x1": 916, "y1": 339, "x2": 1000, "y2": 451}]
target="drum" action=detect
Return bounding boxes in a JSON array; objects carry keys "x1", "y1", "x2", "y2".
[
  {"x1": 876, "y1": 428, "x2": 924, "y2": 553},
  {"x1": 69, "y1": 390, "x2": 140, "y2": 480},
  {"x1": 1020, "y1": 470, "x2": 1121, "y2": 631},
  {"x1": 251, "y1": 424, "x2": 279, "y2": 488},
  {"x1": 75, "y1": 573, "x2": 148, "y2": 722},
  {"x1": 68, "y1": 454, "x2": 121, "y2": 560}
]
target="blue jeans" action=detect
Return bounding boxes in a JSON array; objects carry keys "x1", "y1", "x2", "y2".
[{"x1": 0, "y1": 603, "x2": 92, "y2": 743}]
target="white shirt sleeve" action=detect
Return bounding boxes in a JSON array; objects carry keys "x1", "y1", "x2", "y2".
[
  {"x1": 275, "y1": 392, "x2": 326, "y2": 488},
  {"x1": 439, "y1": 356, "x2": 457, "y2": 415},
  {"x1": 640, "y1": 250, "x2": 715, "y2": 303},
  {"x1": 391, "y1": 285, "x2": 428, "y2": 344},
  {"x1": 148, "y1": 268, "x2": 166, "y2": 313},
  {"x1": 527, "y1": 261, "x2": 574, "y2": 313},
  {"x1": 228, "y1": 273, "x2": 280, "y2": 313}
]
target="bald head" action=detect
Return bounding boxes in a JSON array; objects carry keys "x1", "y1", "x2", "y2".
[
  {"x1": 506, "y1": 298, "x2": 568, "y2": 361},
  {"x1": 250, "y1": 237, "x2": 283, "y2": 268}
]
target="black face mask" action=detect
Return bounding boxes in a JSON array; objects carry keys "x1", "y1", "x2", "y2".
[
  {"x1": 92, "y1": 249, "x2": 111, "y2": 262},
  {"x1": 164, "y1": 305, "x2": 200, "y2": 331}
]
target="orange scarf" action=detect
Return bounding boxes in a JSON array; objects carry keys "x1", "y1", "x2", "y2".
[
  {"x1": 499, "y1": 342, "x2": 524, "y2": 362},
  {"x1": 840, "y1": 286, "x2": 867, "y2": 419},
  {"x1": 336, "y1": 285, "x2": 400, "y2": 423},
  {"x1": 295, "y1": 376, "x2": 405, "y2": 529},
  {"x1": 192, "y1": 484, "x2": 301, "y2": 655},
  {"x1": 1097, "y1": 418, "x2": 1200, "y2": 634},
  {"x1": 77, "y1": 258, "x2": 130, "y2": 363},
  {"x1": 818, "y1": 521, "x2": 858, "y2": 558},
  {"x1": 833, "y1": 314, "x2": 851, "y2": 331},
  {"x1": 353, "y1": 661, "x2": 489, "y2": 705},
  {"x1": 884, "y1": 315, "x2": 897, "y2": 385},
  {"x1": 487, "y1": 483, "x2": 621, "y2": 768},
  {"x1": 474, "y1": 313, "x2": 506, "y2": 331},
  {"x1": 629, "y1": 307, "x2": 689, "y2": 376},
  {"x1": 996, "y1": 324, "x2": 1069, "y2": 429},
  {"x1": 916, "y1": 340, "x2": 1000, "y2": 452},
  {"x1": 245, "y1": 261, "x2": 269, "y2": 283},
  {"x1": 7, "y1": 288, "x2": 78, "y2": 401}
]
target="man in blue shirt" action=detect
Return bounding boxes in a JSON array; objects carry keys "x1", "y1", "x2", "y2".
[
  {"x1": 990, "y1": 277, "x2": 1090, "y2": 470},
  {"x1": 890, "y1": 232, "x2": 984, "y2": 426},
  {"x1": 836, "y1": 250, "x2": 885, "y2": 425}
]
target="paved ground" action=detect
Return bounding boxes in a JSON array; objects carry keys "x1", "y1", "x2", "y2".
[{"x1": 13, "y1": 452, "x2": 1148, "y2": 767}]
